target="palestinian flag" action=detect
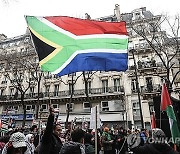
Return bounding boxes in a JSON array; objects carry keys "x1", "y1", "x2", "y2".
[
  {"x1": 25, "y1": 16, "x2": 128, "y2": 76},
  {"x1": 161, "y1": 83, "x2": 180, "y2": 144},
  {"x1": 151, "y1": 111, "x2": 156, "y2": 129}
]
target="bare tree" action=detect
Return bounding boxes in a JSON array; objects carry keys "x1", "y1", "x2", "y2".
[
  {"x1": 82, "y1": 71, "x2": 97, "y2": 109},
  {"x1": 129, "y1": 14, "x2": 180, "y2": 91},
  {"x1": 2, "y1": 49, "x2": 35, "y2": 127},
  {"x1": 65, "y1": 73, "x2": 82, "y2": 128}
]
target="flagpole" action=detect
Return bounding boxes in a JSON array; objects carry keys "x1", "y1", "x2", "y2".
[
  {"x1": 95, "y1": 105, "x2": 98, "y2": 154},
  {"x1": 160, "y1": 106, "x2": 162, "y2": 129},
  {"x1": 131, "y1": 49, "x2": 144, "y2": 129}
]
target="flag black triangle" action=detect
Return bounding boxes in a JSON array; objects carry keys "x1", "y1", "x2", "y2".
[{"x1": 30, "y1": 31, "x2": 55, "y2": 61}]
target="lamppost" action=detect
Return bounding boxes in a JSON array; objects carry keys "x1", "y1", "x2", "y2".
[{"x1": 130, "y1": 49, "x2": 144, "y2": 129}]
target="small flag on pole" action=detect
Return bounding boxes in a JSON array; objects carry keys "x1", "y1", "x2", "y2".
[
  {"x1": 161, "y1": 83, "x2": 180, "y2": 144},
  {"x1": 151, "y1": 111, "x2": 156, "y2": 129}
]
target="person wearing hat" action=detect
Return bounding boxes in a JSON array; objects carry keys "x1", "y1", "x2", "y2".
[
  {"x1": 2, "y1": 131, "x2": 30, "y2": 154},
  {"x1": 128, "y1": 128, "x2": 179, "y2": 154}
]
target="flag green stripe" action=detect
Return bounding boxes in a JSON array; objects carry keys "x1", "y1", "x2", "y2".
[
  {"x1": 166, "y1": 106, "x2": 177, "y2": 121},
  {"x1": 166, "y1": 106, "x2": 180, "y2": 144}
]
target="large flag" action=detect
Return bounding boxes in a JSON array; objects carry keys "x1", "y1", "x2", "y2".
[
  {"x1": 25, "y1": 16, "x2": 128, "y2": 76},
  {"x1": 161, "y1": 83, "x2": 180, "y2": 144}
]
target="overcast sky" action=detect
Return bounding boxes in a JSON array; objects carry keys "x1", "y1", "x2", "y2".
[{"x1": 0, "y1": 0, "x2": 179, "y2": 38}]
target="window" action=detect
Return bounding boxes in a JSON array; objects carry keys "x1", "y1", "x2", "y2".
[
  {"x1": 1, "y1": 76, "x2": 7, "y2": 84},
  {"x1": 8, "y1": 105, "x2": 19, "y2": 111},
  {"x1": 41, "y1": 104, "x2": 47, "y2": 111},
  {"x1": 0, "y1": 89, "x2": 5, "y2": 96},
  {"x1": 26, "y1": 105, "x2": 35, "y2": 111},
  {"x1": 10, "y1": 88, "x2": 14, "y2": 96},
  {"x1": 45, "y1": 85, "x2": 50, "y2": 97},
  {"x1": 26, "y1": 105, "x2": 31, "y2": 111},
  {"x1": 83, "y1": 102, "x2": 90, "y2": 109},
  {"x1": 146, "y1": 77, "x2": 153, "y2": 92},
  {"x1": 29, "y1": 87, "x2": 35, "y2": 97},
  {"x1": 66, "y1": 103, "x2": 74, "y2": 111},
  {"x1": 114, "y1": 78, "x2": 120, "y2": 92},
  {"x1": 133, "y1": 102, "x2": 140, "y2": 119},
  {"x1": 101, "y1": 101, "x2": 109, "y2": 111},
  {"x1": 102, "y1": 80, "x2": 108, "y2": 93},
  {"x1": 131, "y1": 79, "x2": 137, "y2": 92},
  {"x1": 54, "y1": 84, "x2": 59, "y2": 96},
  {"x1": 133, "y1": 102, "x2": 139, "y2": 109}
]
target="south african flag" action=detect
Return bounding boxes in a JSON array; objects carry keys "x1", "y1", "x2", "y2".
[{"x1": 25, "y1": 16, "x2": 128, "y2": 76}]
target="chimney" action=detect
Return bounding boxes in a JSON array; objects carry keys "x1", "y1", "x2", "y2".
[
  {"x1": 114, "y1": 4, "x2": 121, "y2": 21},
  {"x1": 85, "y1": 13, "x2": 91, "y2": 20}
]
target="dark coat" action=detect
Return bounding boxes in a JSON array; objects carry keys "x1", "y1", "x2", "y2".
[
  {"x1": 39, "y1": 114, "x2": 62, "y2": 154},
  {"x1": 131, "y1": 143, "x2": 179, "y2": 154},
  {"x1": 59, "y1": 141, "x2": 83, "y2": 154}
]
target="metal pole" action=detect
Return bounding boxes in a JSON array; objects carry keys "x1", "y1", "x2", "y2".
[
  {"x1": 131, "y1": 49, "x2": 144, "y2": 129},
  {"x1": 95, "y1": 105, "x2": 98, "y2": 154}
]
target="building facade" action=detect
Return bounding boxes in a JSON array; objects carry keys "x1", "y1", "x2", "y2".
[{"x1": 0, "y1": 6, "x2": 179, "y2": 129}]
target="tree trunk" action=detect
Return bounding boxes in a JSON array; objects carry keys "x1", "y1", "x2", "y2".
[
  {"x1": 65, "y1": 75, "x2": 74, "y2": 128},
  {"x1": 21, "y1": 94, "x2": 26, "y2": 127},
  {"x1": 36, "y1": 79, "x2": 41, "y2": 119},
  {"x1": 83, "y1": 72, "x2": 92, "y2": 109}
]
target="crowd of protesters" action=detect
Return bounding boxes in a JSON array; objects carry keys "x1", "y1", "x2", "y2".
[{"x1": 0, "y1": 106, "x2": 179, "y2": 154}]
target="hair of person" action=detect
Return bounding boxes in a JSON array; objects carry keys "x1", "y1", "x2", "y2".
[
  {"x1": 53, "y1": 123, "x2": 61, "y2": 130},
  {"x1": 71, "y1": 128, "x2": 85, "y2": 142},
  {"x1": 30, "y1": 125, "x2": 37, "y2": 132}
]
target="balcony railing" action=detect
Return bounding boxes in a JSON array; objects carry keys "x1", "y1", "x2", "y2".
[
  {"x1": 129, "y1": 61, "x2": 164, "y2": 70},
  {"x1": 132, "y1": 84, "x2": 161, "y2": 94},
  {"x1": 0, "y1": 86, "x2": 124, "y2": 101}
]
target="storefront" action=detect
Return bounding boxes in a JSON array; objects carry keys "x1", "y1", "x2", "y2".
[{"x1": 0, "y1": 114, "x2": 34, "y2": 127}]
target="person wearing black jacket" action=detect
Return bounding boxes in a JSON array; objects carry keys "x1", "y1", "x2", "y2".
[{"x1": 39, "y1": 106, "x2": 62, "y2": 154}]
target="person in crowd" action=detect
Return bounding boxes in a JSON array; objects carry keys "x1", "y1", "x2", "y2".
[
  {"x1": 140, "y1": 128, "x2": 147, "y2": 146},
  {"x1": 115, "y1": 127, "x2": 128, "y2": 154},
  {"x1": 101, "y1": 127, "x2": 113, "y2": 154},
  {"x1": 30, "y1": 125, "x2": 39, "y2": 148},
  {"x1": 25, "y1": 134, "x2": 35, "y2": 154},
  {"x1": 90, "y1": 129, "x2": 101, "y2": 154},
  {"x1": 0, "y1": 139, "x2": 5, "y2": 154},
  {"x1": 39, "y1": 106, "x2": 62, "y2": 154},
  {"x1": 84, "y1": 132, "x2": 95, "y2": 154},
  {"x1": 0, "y1": 132, "x2": 12, "y2": 153},
  {"x1": 129, "y1": 128, "x2": 179, "y2": 154},
  {"x1": 2, "y1": 132, "x2": 30, "y2": 154},
  {"x1": 60, "y1": 128, "x2": 85, "y2": 154}
]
